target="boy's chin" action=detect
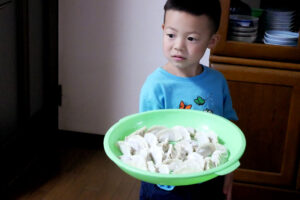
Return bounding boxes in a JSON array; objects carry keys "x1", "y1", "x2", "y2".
[
  {"x1": 175, "y1": 65, "x2": 189, "y2": 69},
  {"x1": 172, "y1": 63, "x2": 195, "y2": 69},
  {"x1": 167, "y1": 61, "x2": 185, "y2": 68}
]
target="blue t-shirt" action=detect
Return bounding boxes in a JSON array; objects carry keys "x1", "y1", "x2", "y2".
[
  {"x1": 139, "y1": 66, "x2": 238, "y2": 191},
  {"x1": 140, "y1": 66, "x2": 238, "y2": 120}
]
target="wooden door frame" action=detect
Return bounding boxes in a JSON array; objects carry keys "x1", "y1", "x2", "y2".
[{"x1": 1, "y1": 0, "x2": 58, "y2": 197}]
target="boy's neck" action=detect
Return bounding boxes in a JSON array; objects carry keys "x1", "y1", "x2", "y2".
[{"x1": 163, "y1": 63, "x2": 203, "y2": 77}]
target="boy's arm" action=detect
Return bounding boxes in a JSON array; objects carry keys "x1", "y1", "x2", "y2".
[
  {"x1": 223, "y1": 173, "x2": 233, "y2": 200},
  {"x1": 222, "y1": 77, "x2": 237, "y2": 200}
]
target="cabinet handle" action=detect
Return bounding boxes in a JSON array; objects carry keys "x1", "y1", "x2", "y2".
[{"x1": 0, "y1": 0, "x2": 12, "y2": 10}]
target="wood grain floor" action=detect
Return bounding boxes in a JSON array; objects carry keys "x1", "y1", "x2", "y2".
[
  {"x1": 10, "y1": 131, "x2": 300, "y2": 200},
  {"x1": 15, "y1": 133, "x2": 140, "y2": 200}
]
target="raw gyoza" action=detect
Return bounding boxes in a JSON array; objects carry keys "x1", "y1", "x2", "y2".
[{"x1": 117, "y1": 126, "x2": 228, "y2": 174}]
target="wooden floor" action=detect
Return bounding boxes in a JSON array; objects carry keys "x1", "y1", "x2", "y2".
[
  {"x1": 14, "y1": 133, "x2": 140, "y2": 200},
  {"x1": 10, "y1": 131, "x2": 300, "y2": 200}
]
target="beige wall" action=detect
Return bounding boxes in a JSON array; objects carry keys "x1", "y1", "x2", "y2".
[{"x1": 59, "y1": 0, "x2": 210, "y2": 135}]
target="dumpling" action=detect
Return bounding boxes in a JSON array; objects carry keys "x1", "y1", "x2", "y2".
[
  {"x1": 194, "y1": 131, "x2": 210, "y2": 146},
  {"x1": 173, "y1": 154, "x2": 205, "y2": 174},
  {"x1": 147, "y1": 161, "x2": 156, "y2": 173},
  {"x1": 171, "y1": 126, "x2": 191, "y2": 141},
  {"x1": 165, "y1": 158, "x2": 183, "y2": 171},
  {"x1": 117, "y1": 141, "x2": 132, "y2": 156},
  {"x1": 118, "y1": 125, "x2": 228, "y2": 175},
  {"x1": 147, "y1": 126, "x2": 167, "y2": 134},
  {"x1": 163, "y1": 143, "x2": 174, "y2": 161},
  {"x1": 131, "y1": 126, "x2": 147, "y2": 137},
  {"x1": 120, "y1": 154, "x2": 147, "y2": 171},
  {"x1": 215, "y1": 143, "x2": 227, "y2": 153},
  {"x1": 126, "y1": 134, "x2": 148, "y2": 152},
  {"x1": 144, "y1": 132, "x2": 158, "y2": 148},
  {"x1": 211, "y1": 150, "x2": 228, "y2": 167},
  {"x1": 196, "y1": 143, "x2": 216, "y2": 157},
  {"x1": 204, "y1": 157, "x2": 215, "y2": 170},
  {"x1": 186, "y1": 127, "x2": 196, "y2": 137},
  {"x1": 158, "y1": 164, "x2": 170, "y2": 174},
  {"x1": 176, "y1": 140, "x2": 193, "y2": 155},
  {"x1": 203, "y1": 129, "x2": 218, "y2": 144},
  {"x1": 150, "y1": 145, "x2": 163, "y2": 167},
  {"x1": 156, "y1": 128, "x2": 173, "y2": 142}
]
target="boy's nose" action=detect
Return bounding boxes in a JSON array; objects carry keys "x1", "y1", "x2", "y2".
[{"x1": 174, "y1": 38, "x2": 185, "y2": 51}]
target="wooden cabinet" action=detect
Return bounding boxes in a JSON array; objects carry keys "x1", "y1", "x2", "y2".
[
  {"x1": 212, "y1": 63, "x2": 300, "y2": 184},
  {"x1": 213, "y1": 0, "x2": 300, "y2": 62},
  {"x1": 210, "y1": 0, "x2": 300, "y2": 199}
]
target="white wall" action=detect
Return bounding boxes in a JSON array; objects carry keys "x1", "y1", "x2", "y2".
[{"x1": 59, "y1": 0, "x2": 210, "y2": 135}]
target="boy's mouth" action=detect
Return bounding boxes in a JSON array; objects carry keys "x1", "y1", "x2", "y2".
[{"x1": 172, "y1": 55, "x2": 186, "y2": 61}]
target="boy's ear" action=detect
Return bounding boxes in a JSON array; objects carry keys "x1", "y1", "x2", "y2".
[
  {"x1": 207, "y1": 33, "x2": 220, "y2": 49},
  {"x1": 162, "y1": 24, "x2": 165, "y2": 30}
]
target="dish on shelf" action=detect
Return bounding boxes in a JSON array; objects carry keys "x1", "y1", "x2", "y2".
[
  {"x1": 263, "y1": 30, "x2": 298, "y2": 46},
  {"x1": 230, "y1": 30, "x2": 257, "y2": 37},
  {"x1": 264, "y1": 8, "x2": 296, "y2": 16},
  {"x1": 230, "y1": 26, "x2": 257, "y2": 32},
  {"x1": 263, "y1": 39, "x2": 297, "y2": 46},
  {"x1": 228, "y1": 35, "x2": 257, "y2": 43},
  {"x1": 262, "y1": 9, "x2": 297, "y2": 32},
  {"x1": 229, "y1": 14, "x2": 259, "y2": 28},
  {"x1": 265, "y1": 30, "x2": 299, "y2": 40},
  {"x1": 228, "y1": 15, "x2": 258, "y2": 43}
]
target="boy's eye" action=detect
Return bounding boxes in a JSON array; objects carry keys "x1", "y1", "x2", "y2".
[
  {"x1": 187, "y1": 37, "x2": 197, "y2": 41},
  {"x1": 167, "y1": 34, "x2": 175, "y2": 38}
]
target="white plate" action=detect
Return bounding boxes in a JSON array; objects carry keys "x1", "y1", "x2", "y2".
[
  {"x1": 264, "y1": 14, "x2": 296, "y2": 21},
  {"x1": 265, "y1": 25, "x2": 294, "y2": 31},
  {"x1": 265, "y1": 9, "x2": 296, "y2": 16},
  {"x1": 263, "y1": 39, "x2": 297, "y2": 46},
  {"x1": 264, "y1": 36, "x2": 297, "y2": 45},
  {"x1": 265, "y1": 30, "x2": 299, "y2": 40}
]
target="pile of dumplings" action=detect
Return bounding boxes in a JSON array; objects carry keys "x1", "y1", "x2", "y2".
[{"x1": 117, "y1": 126, "x2": 228, "y2": 174}]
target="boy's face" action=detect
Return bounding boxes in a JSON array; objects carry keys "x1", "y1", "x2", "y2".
[{"x1": 162, "y1": 10, "x2": 218, "y2": 70}]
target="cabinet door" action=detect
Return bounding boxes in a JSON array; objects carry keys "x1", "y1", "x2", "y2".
[
  {"x1": 0, "y1": 0, "x2": 58, "y2": 195},
  {"x1": 212, "y1": 63, "x2": 300, "y2": 187},
  {"x1": 0, "y1": 0, "x2": 18, "y2": 139}
]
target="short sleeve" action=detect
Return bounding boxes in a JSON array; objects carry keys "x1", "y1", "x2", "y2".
[
  {"x1": 139, "y1": 78, "x2": 164, "y2": 113},
  {"x1": 223, "y1": 79, "x2": 238, "y2": 121}
]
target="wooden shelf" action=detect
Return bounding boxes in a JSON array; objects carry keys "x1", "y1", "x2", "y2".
[
  {"x1": 211, "y1": 0, "x2": 300, "y2": 62},
  {"x1": 210, "y1": 55, "x2": 300, "y2": 71}
]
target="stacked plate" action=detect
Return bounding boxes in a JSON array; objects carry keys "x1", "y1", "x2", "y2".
[
  {"x1": 263, "y1": 30, "x2": 299, "y2": 46},
  {"x1": 228, "y1": 14, "x2": 259, "y2": 43},
  {"x1": 262, "y1": 9, "x2": 297, "y2": 32}
]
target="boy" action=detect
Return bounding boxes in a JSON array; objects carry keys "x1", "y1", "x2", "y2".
[{"x1": 139, "y1": 0, "x2": 238, "y2": 199}]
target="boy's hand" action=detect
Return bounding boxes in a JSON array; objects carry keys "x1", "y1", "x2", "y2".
[{"x1": 223, "y1": 173, "x2": 233, "y2": 200}]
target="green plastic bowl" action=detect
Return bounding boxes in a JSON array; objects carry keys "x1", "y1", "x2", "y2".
[{"x1": 103, "y1": 109, "x2": 246, "y2": 186}]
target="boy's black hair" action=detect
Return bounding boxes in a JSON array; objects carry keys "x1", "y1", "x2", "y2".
[{"x1": 163, "y1": 0, "x2": 221, "y2": 33}]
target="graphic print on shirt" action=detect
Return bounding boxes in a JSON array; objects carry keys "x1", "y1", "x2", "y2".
[
  {"x1": 204, "y1": 108, "x2": 213, "y2": 113},
  {"x1": 197, "y1": 94, "x2": 214, "y2": 114},
  {"x1": 179, "y1": 101, "x2": 192, "y2": 109},
  {"x1": 178, "y1": 95, "x2": 214, "y2": 113},
  {"x1": 194, "y1": 96, "x2": 205, "y2": 105}
]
